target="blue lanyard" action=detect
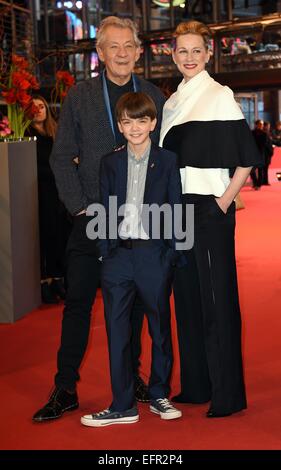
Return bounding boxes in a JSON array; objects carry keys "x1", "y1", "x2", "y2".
[{"x1": 102, "y1": 69, "x2": 138, "y2": 142}]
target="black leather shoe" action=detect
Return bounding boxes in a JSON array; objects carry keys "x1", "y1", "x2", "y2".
[
  {"x1": 134, "y1": 375, "x2": 150, "y2": 403},
  {"x1": 41, "y1": 282, "x2": 59, "y2": 304},
  {"x1": 171, "y1": 394, "x2": 190, "y2": 404},
  {"x1": 206, "y1": 408, "x2": 232, "y2": 418},
  {"x1": 51, "y1": 278, "x2": 66, "y2": 300},
  {"x1": 172, "y1": 393, "x2": 210, "y2": 404},
  {"x1": 32, "y1": 388, "x2": 79, "y2": 422}
]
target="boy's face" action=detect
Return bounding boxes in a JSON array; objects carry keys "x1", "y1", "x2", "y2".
[{"x1": 117, "y1": 114, "x2": 156, "y2": 147}]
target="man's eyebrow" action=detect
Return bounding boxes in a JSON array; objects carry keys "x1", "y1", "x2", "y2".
[{"x1": 108, "y1": 40, "x2": 134, "y2": 45}]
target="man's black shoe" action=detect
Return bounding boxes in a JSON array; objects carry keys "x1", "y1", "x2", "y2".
[
  {"x1": 206, "y1": 408, "x2": 232, "y2": 418},
  {"x1": 171, "y1": 393, "x2": 191, "y2": 404},
  {"x1": 41, "y1": 282, "x2": 59, "y2": 304},
  {"x1": 134, "y1": 375, "x2": 150, "y2": 403},
  {"x1": 51, "y1": 278, "x2": 66, "y2": 300},
  {"x1": 172, "y1": 393, "x2": 210, "y2": 404},
  {"x1": 32, "y1": 387, "x2": 79, "y2": 422}
]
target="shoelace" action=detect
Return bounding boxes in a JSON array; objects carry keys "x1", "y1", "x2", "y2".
[
  {"x1": 95, "y1": 408, "x2": 110, "y2": 417},
  {"x1": 156, "y1": 398, "x2": 173, "y2": 410}
]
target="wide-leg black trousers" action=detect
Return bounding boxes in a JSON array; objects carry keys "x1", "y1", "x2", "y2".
[{"x1": 173, "y1": 194, "x2": 247, "y2": 414}]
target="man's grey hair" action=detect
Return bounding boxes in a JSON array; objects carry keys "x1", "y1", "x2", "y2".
[{"x1": 96, "y1": 16, "x2": 141, "y2": 48}]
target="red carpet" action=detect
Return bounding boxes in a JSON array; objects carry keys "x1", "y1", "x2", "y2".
[{"x1": 1, "y1": 154, "x2": 281, "y2": 450}]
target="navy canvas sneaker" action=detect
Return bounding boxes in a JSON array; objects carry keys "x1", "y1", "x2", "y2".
[
  {"x1": 81, "y1": 406, "x2": 139, "y2": 427},
  {"x1": 150, "y1": 398, "x2": 182, "y2": 420}
]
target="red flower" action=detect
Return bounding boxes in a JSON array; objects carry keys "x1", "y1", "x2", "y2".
[
  {"x1": 16, "y1": 90, "x2": 32, "y2": 108},
  {"x1": 52, "y1": 70, "x2": 75, "y2": 116},
  {"x1": 11, "y1": 54, "x2": 29, "y2": 70},
  {"x1": 28, "y1": 75, "x2": 40, "y2": 90},
  {"x1": 56, "y1": 71, "x2": 75, "y2": 87},
  {"x1": 11, "y1": 71, "x2": 31, "y2": 90},
  {"x1": 2, "y1": 89, "x2": 17, "y2": 104}
]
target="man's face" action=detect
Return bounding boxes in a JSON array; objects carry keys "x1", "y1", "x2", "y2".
[{"x1": 97, "y1": 26, "x2": 140, "y2": 85}]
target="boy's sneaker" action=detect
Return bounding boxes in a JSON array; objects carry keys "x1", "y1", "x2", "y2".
[
  {"x1": 150, "y1": 398, "x2": 182, "y2": 420},
  {"x1": 81, "y1": 406, "x2": 139, "y2": 427}
]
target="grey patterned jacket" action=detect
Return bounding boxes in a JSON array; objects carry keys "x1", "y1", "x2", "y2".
[{"x1": 50, "y1": 74, "x2": 166, "y2": 216}]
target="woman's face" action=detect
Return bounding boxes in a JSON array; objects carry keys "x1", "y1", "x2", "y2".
[
  {"x1": 172, "y1": 33, "x2": 210, "y2": 82},
  {"x1": 33, "y1": 99, "x2": 47, "y2": 123}
]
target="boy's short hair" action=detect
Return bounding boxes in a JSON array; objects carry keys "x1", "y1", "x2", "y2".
[{"x1": 116, "y1": 92, "x2": 157, "y2": 122}]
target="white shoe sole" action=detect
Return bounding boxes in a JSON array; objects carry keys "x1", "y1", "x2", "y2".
[
  {"x1": 150, "y1": 406, "x2": 182, "y2": 420},
  {"x1": 81, "y1": 415, "x2": 139, "y2": 427}
]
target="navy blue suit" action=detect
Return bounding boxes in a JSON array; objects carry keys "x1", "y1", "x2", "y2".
[{"x1": 99, "y1": 143, "x2": 185, "y2": 412}]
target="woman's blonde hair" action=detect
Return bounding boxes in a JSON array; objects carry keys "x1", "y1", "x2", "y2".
[
  {"x1": 174, "y1": 20, "x2": 212, "y2": 50},
  {"x1": 31, "y1": 95, "x2": 57, "y2": 139},
  {"x1": 96, "y1": 16, "x2": 141, "y2": 49}
]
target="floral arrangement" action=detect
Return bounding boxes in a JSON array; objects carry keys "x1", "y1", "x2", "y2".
[
  {"x1": 0, "y1": 55, "x2": 40, "y2": 139},
  {"x1": 52, "y1": 70, "x2": 75, "y2": 115}
]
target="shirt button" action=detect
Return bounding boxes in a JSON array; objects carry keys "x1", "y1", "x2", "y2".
[
  {"x1": 134, "y1": 180, "x2": 137, "y2": 184},
  {"x1": 133, "y1": 197, "x2": 136, "y2": 201}
]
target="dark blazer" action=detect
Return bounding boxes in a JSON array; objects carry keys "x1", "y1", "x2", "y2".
[
  {"x1": 50, "y1": 74, "x2": 166, "y2": 216},
  {"x1": 98, "y1": 143, "x2": 186, "y2": 267}
]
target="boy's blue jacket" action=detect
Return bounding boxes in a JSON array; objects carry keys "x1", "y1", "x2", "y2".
[{"x1": 97, "y1": 143, "x2": 187, "y2": 267}]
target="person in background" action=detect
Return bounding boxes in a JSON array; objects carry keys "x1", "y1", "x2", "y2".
[
  {"x1": 160, "y1": 20, "x2": 261, "y2": 418},
  {"x1": 263, "y1": 121, "x2": 272, "y2": 138},
  {"x1": 251, "y1": 120, "x2": 272, "y2": 188},
  {"x1": 272, "y1": 120, "x2": 281, "y2": 147},
  {"x1": 27, "y1": 95, "x2": 69, "y2": 304},
  {"x1": 32, "y1": 16, "x2": 166, "y2": 423},
  {"x1": 262, "y1": 121, "x2": 274, "y2": 185}
]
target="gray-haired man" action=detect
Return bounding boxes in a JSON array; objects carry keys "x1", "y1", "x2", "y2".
[{"x1": 33, "y1": 16, "x2": 165, "y2": 422}]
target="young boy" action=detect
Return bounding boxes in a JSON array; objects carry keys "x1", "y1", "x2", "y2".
[{"x1": 81, "y1": 92, "x2": 185, "y2": 427}]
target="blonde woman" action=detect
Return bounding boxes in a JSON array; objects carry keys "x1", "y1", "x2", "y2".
[{"x1": 160, "y1": 21, "x2": 261, "y2": 418}]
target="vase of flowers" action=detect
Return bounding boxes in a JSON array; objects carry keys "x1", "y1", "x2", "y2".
[
  {"x1": 0, "y1": 55, "x2": 41, "y2": 321},
  {"x1": 0, "y1": 54, "x2": 40, "y2": 139}
]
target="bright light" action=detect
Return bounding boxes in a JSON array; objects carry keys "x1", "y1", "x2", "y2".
[
  {"x1": 76, "y1": 1, "x2": 82, "y2": 8},
  {"x1": 152, "y1": 0, "x2": 185, "y2": 8},
  {"x1": 64, "y1": 1, "x2": 73, "y2": 8},
  {"x1": 56, "y1": 1, "x2": 63, "y2": 7}
]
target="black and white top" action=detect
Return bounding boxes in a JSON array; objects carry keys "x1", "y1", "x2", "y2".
[{"x1": 160, "y1": 70, "x2": 261, "y2": 197}]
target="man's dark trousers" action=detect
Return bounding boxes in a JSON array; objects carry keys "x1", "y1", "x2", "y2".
[
  {"x1": 55, "y1": 214, "x2": 143, "y2": 390},
  {"x1": 101, "y1": 242, "x2": 174, "y2": 412}
]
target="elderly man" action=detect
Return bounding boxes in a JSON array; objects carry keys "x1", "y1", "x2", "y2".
[{"x1": 33, "y1": 16, "x2": 165, "y2": 422}]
